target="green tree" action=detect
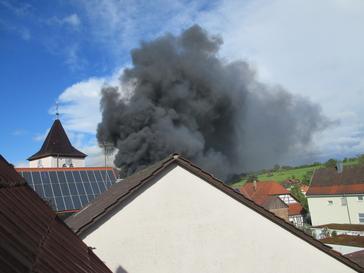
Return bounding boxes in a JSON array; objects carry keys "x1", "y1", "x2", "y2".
[
  {"x1": 246, "y1": 174, "x2": 258, "y2": 182},
  {"x1": 290, "y1": 184, "x2": 308, "y2": 211},
  {"x1": 325, "y1": 158, "x2": 337, "y2": 168},
  {"x1": 357, "y1": 154, "x2": 364, "y2": 165}
]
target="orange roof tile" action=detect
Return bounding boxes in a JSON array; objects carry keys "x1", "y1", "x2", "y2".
[
  {"x1": 288, "y1": 203, "x2": 304, "y2": 216},
  {"x1": 240, "y1": 181, "x2": 289, "y2": 199}
]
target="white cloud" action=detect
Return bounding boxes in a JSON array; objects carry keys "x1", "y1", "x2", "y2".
[
  {"x1": 62, "y1": 14, "x2": 81, "y2": 28},
  {"x1": 47, "y1": 13, "x2": 81, "y2": 29},
  {"x1": 197, "y1": 0, "x2": 364, "y2": 160},
  {"x1": 53, "y1": 67, "x2": 124, "y2": 166}
]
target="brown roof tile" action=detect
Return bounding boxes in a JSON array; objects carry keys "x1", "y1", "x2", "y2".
[
  {"x1": 314, "y1": 224, "x2": 364, "y2": 232},
  {"x1": 66, "y1": 154, "x2": 364, "y2": 272},
  {"x1": 307, "y1": 165, "x2": 364, "y2": 195},
  {"x1": 0, "y1": 154, "x2": 111, "y2": 273},
  {"x1": 346, "y1": 250, "x2": 364, "y2": 268},
  {"x1": 321, "y1": 235, "x2": 364, "y2": 248},
  {"x1": 288, "y1": 203, "x2": 304, "y2": 216}
]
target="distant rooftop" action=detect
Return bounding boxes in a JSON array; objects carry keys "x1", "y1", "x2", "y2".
[
  {"x1": 307, "y1": 165, "x2": 364, "y2": 196},
  {"x1": 321, "y1": 234, "x2": 364, "y2": 248}
]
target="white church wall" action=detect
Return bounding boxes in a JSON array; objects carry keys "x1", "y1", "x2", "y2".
[{"x1": 29, "y1": 156, "x2": 85, "y2": 168}]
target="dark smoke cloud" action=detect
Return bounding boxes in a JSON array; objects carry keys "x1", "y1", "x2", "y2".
[{"x1": 97, "y1": 25, "x2": 328, "y2": 179}]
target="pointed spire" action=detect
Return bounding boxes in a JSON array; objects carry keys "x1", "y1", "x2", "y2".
[{"x1": 28, "y1": 119, "x2": 87, "y2": 161}]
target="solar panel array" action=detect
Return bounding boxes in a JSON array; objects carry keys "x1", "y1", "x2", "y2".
[{"x1": 18, "y1": 169, "x2": 116, "y2": 212}]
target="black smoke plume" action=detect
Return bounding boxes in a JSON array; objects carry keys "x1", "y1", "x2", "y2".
[{"x1": 97, "y1": 25, "x2": 328, "y2": 180}]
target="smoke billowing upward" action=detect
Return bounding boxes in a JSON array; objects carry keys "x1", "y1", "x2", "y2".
[{"x1": 97, "y1": 25, "x2": 328, "y2": 180}]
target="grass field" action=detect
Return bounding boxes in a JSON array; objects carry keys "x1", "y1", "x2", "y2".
[{"x1": 231, "y1": 159, "x2": 359, "y2": 189}]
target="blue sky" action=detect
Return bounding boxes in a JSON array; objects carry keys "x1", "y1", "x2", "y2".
[{"x1": 1, "y1": 0, "x2": 364, "y2": 167}]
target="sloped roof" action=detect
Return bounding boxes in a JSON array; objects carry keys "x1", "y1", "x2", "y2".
[
  {"x1": 28, "y1": 119, "x2": 87, "y2": 161},
  {"x1": 307, "y1": 165, "x2": 364, "y2": 195},
  {"x1": 346, "y1": 251, "x2": 364, "y2": 268},
  {"x1": 240, "y1": 181, "x2": 289, "y2": 199},
  {"x1": 256, "y1": 195, "x2": 288, "y2": 210},
  {"x1": 288, "y1": 203, "x2": 304, "y2": 216},
  {"x1": 321, "y1": 235, "x2": 364, "y2": 248},
  {"x1": 66, "y1": 154, "x2": 364, "y2": 272},
  {"x1": 0, "y1": 154, "x2": 111, "y2": 273},
  {"x1": 313, "y1": 224, "x2": 364, "y2": 232}
]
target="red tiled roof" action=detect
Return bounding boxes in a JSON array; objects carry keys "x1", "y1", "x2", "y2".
[
  {"x1": 0, "y1": 155, "x2": 111, "y2": 273},
  {"x1": 66, "y1": 154, "x2": 364, "y2": 272},
  {"x1": 240, "y1": 181, "x2": 289, "y2": 199},
  {"x1": 288, "y1": 203, "x2": 304, "y2": 216},
  {"x1": 307, "y1": 165, "x2": 364, "y2": 195}
]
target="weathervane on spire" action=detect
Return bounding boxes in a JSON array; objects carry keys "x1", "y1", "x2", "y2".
[{"x1": 55, "y1": 102, "x2": 60, "y2": 120}]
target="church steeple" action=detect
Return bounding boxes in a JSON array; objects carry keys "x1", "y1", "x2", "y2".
[{"x1": 28, "y1": 119, "x2": 87, "y2": 167}]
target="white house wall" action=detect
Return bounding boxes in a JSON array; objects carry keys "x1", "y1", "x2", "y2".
[
  {"x1": 83, "y1": 166, "x2": 357, "y2": 273},
  {"x1": 308, "y1": 195, "x2": 364, "y2": 226}
]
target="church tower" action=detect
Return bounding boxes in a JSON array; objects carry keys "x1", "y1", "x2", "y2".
[{"x1": 28, "y1": 118, "x2": 87, "y2": 168}]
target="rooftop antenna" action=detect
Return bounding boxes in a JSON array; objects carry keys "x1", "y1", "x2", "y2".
[
  {"x1": 55, "y1": 102, "x2": 60, "y2": 120},
  {"x1": 101, "y1": 141, "x2": 114, "y2": 181}
]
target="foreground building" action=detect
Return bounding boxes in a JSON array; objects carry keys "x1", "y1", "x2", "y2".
[
  {"x1": 0, "y1": 154, "x2": 112, "y2": 273},
  {"x1": 307, "y1": 165, "x2": 364, "y2": 226},
  {"x1": 240, "y1": 181, "x2": 305, "y2": 227},
  {"x1": 66, "y1": 154, "x2": 363, "y2": 273}
]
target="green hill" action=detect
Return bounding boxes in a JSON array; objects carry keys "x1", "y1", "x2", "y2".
[{"x1": 231, "y1": 159, "x2": 359, "y2": 189}]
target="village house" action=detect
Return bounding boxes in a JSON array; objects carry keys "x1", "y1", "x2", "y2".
[
  {"x1": 0, "y1": 154, "x2": 112, "y2": 273},
  {"x1": 240, "y1": 180, "x2": 305, "y2": 227},
  {"x1": 307, "y1": 164, "x2": 364, "y2": 226},
  {"x1": 66, "y1": 154, "x2": 363, "y2": 273}
]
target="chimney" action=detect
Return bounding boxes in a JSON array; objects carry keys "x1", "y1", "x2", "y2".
[
  {"x1": 336, "y1": 161, "x2": 343, "y2": 174},
  {"x1": 253, "y1": 180, "x2": 257, "y2": 191}
]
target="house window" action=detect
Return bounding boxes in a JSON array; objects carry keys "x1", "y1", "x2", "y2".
[
  {"x1": 359, "y1": 213, "x2": 364, "y2": 223},
  {"x1": 341, "y1": 197, "x2": 347, "y2": 206},
  {"x1": 358, "y1": 196, "x2": 363, "y2": 201},
  {"x1": 328, "y1": 200, "x2": 333, "y2": 205}
]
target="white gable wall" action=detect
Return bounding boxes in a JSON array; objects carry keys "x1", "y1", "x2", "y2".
[
  {"x1": 308, "y1": 195, "x2": 364, "y2": 226},
  {"x1": 83, "y1": 166, "x2": 356, "y2": 273},
  {"x1": 29, "y1": 156, "x2": 85, "y2": 168}
]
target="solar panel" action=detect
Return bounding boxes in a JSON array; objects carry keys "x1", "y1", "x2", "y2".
[{"x1": 18, "y1": 169, "x2": 117, "y2": 212}]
